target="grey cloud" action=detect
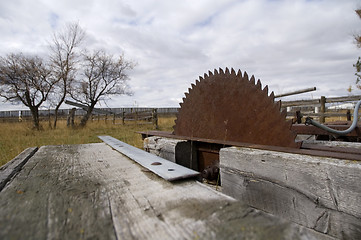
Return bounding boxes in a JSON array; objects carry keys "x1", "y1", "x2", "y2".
[{"x1": 0, "y1": 0, "x2": 361, "y2": 110}]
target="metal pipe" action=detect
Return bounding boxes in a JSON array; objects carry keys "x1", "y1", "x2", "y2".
[
  {"x1": 305, "y1": 100, "x2": 361, "y2": 135},
  {"x1": 275, "y1": 87, "x2": 316, "y2": 98}
]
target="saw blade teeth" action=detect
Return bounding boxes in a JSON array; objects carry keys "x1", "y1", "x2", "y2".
[
  {"x1": 275, "y1": 100, "x2": 281, "y2": 110},
  {"x1": 249, "y1": 75, "x2": 255, "y2": 85},
  {"x1": 243, "y1": 71, "x2": 249, "y2": 81},
  {"x1": 281, "y1": 108, "x2": 287, "y2": 118},
  {"x1": 174, "y1": 68, "x2": 300, "y2": 149},
  {"x1": 237, "y1": 69, "x2": 242, "y2": 77},
  {"x1": 256, "y1": 79, "x2": 262, "y2": 89},
  {"x1": 269, "y1": 91, "x2": 275, "y2": 100},
  {"x1": 263, "y1": 85, "x2": 269, "y2": 95}
]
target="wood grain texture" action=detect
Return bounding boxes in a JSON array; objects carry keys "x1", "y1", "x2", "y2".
[
  {"x1": 144, "y1": 136, "x2": 185, "y2": 162},
  {"x1": 0, "y1": 147, "x2": 38, "y2": 191},
  {"x1": 0, "y1": 143, "x2": 332, "y2": 239},
  {"x1": 220, "y1": 146, "x2": 361, "y2": 239}
]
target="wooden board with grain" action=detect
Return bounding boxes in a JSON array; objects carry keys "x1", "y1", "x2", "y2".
[
  {"x1": 220, "y1": 146, "x2": 361, "y2": 239},
  {"x1": 0, "y1": 143, "x2": 332, "y2": 240},
  {"x1": 0, "y1": 147, "x2": 38, "y2": 191}
]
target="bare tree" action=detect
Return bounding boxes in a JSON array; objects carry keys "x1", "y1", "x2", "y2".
[
  {"x1": 354, "y1": 9, "x2": 361, "y2": 90},
  {"x1": 50, "y1": 22, "x2": 85, "y2": 128},
  {"x1": 0, "y1": 53, "x2": 55, "y2": 130},
  {"x1": 70, "y1": 50, "x2": 134, "y2": 127}
]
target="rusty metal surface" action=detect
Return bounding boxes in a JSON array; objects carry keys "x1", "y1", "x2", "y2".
[
  {"x1": 173, "y1": 68, "x2": 300, "y2": 148},
  {"x1": 139, "y1": 131, "x2": 361, "y2": 161},
  {"x1": 291, "y1": 124, "x2": 361, "y2": 137},
  {"x1": 301, "y1": 142, "x2": 361, "y2": 155}
]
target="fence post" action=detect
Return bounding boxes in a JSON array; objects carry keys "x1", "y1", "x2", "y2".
[
  {"x1": 18, "y1": 111, "x2": 23, "y2": 122},
  {"x1": 122, "y1": 111, "x2": 125, "y2": 125},
  {"x1": 295, "y1": 110, "x2": 302, "y2": 124},
  {"x1": 152, "y1": 108, "x2": 159, "y2": 129},
  {"x1": 48, "y1": 109, "x2": 51, "y2": 128},
  {"x1": 113, "y1": 113, "x2": 116, "y2": 124},
  {"x1": 135, "y1": 109, "x2": 138, "y2": 125},
  {"x1": 346, "y1": 110, "x2": 351, "y2": 121},
  {"x1": 67, "y1": 108, "x2": 76, "y2": 127},
  {"x1": 320, "y1": 96, "x2": 326, "y2": 123}
]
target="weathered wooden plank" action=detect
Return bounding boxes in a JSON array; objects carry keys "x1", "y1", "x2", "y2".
[
  {"x1": 220, "y1": 146, "x2": 361, "y2": 239},
  {"x1": 0, "y1": 143, "x2": 332, "y2": 239},
  {"x1": 0, "y1": 147, "x2": 38, "y2": 191},
  {"x1": 143, "y1": 136, "x2": 185, "y2": 162}
]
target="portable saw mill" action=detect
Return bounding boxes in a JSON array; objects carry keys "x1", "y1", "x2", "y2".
[{"x1": 140, "y1": 68, "x2": 361, "y2": 181}]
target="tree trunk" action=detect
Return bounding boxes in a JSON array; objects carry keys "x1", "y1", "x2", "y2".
[
  {"x1": 53, "y1": 92, "x2": 66, "y2": 129},
  {"x1": 80, "y1": 103, "x2": 95, "y2": 127},
  {"x1": 30, "y1": 106, "x2": 40, "y2": 130},
  {"x1": 53, "y1": 78, "x2": 67, "y2": 129},
  {"x1": 53, "y1": 106, "x2": 59, "y2": 129}
]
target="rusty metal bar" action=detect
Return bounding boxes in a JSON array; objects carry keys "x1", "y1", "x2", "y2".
[
  {"x1": 301, "y1": 142, "x2": 361, "y2": 155},
  {"x1": 275, "y1": 87, "x2": 316, "y2": 98},
  {"x1": 138, "y1": 131, "x2": 361, "y2": 161},
  {"x1": 291, "y1": 124, "x2": 361, "y2": 137}
]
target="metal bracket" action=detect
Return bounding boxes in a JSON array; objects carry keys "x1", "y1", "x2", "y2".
[{"x1": 98, "y1": 135, "x2": 200, "y2": 181}]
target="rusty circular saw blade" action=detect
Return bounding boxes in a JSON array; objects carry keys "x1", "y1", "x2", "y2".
[{"x1": 173, "y1": 68, "x2": 300, "y2": 148}]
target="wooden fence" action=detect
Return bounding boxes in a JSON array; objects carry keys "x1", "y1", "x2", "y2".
[
  {"x1": 282, "y1": 95, "x2": 361, "y2": 123},
  {"x1": 90, "y1": 108, "x2": 159, "y2": 129},
  {"x1": 0, "y1": 107, "x2": 179, "y2": 129},
  {"x1": 1, "y1": 95, "x2": 360, "y2": 125}
]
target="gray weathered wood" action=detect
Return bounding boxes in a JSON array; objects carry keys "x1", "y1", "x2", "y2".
[
  {"x1": 144, "y1": 136, "x2": 198, "y2": 170},
  {"x1": 0, "y1": 147, "x2": 38, "y2": 191},
  {"x1": 220, "y1": 146, "x2": 361, "y2": 239},
  {"x1": 281, "y1": 95, "x2": 361, "y2": 107},
  {"x1": 0, "y1": 143, "x2": 332, "y2": 240},
  {"x1": 302, "y1": 139, "x2": 361, "y2": 149},
  {"x1": 144, "y1": 136, "x2": 185, "y2": 162}
]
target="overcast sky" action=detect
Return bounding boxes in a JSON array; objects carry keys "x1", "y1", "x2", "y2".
[{"x1": 0, "y1": 0, "x2": 361, "y2": 110}]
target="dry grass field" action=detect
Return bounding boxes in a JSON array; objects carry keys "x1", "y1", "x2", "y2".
[
  {"x1": 0, "y1": 117, "x2": 176, "y2": 166},
  {"x1": 0, "y1": 111, "x2": 354, "y2": 167}
]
